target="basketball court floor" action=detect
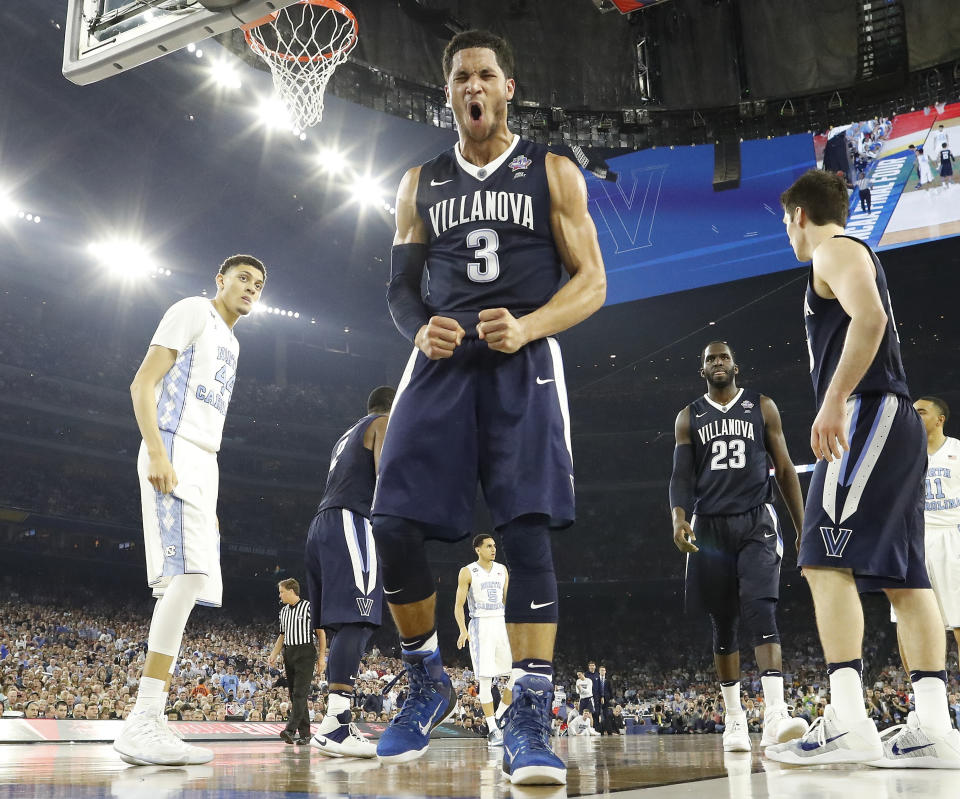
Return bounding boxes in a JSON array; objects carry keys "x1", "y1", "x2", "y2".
[{"x1": 0, "y1": 735, "x2": 956, "y2": 798}]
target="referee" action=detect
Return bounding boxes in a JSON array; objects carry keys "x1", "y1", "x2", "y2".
[{"x1": 269, "y1": 578, "x2": 316, "y2": 744}]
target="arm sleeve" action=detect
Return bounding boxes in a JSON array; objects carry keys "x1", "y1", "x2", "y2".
[
  {"x1": 386, "y1": 243, "x2": 430, "y2": 342},
  {"x1": 150, "y1": 298, "x2": 207, "y2": 355},
  {"x1": 668, "y1": 443, "x2": 694, "y2": 516}
]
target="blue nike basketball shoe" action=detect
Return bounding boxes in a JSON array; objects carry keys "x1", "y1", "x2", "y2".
[
  {"x1": 376, "y1": 649, "x2": 455, "y2": 763},
  {"x1": 501, "y1": 674, "x2": 566, "y2": 785}
]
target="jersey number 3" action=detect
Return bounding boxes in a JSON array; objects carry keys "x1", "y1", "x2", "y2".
[
  {"x1": 710, "y1": 439, "x2": 746, "y2": 470},
  {"x1": 466, "y1": 228, "x2": 500, "y2": 283}
]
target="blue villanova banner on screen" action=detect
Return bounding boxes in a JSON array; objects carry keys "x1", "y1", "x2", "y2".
[{"x1": 585, "y1": 136, "x2": 816, "y2": 305}]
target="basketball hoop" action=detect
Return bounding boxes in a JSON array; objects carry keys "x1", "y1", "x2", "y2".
[{"x1": 243, "y1": 0, "x2": 358, "y2": 129}]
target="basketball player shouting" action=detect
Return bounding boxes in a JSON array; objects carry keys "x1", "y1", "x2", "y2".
[
  {"x1": 306, "y1": 386, "x2": 395, "y2": 758},
  {"x1": 114, "y1": 255, "x2": 265, "y2": 766},
  {"x1": 670, "y1": 341, "x2": 808, "y2": 753},
  {"x1": 767, "y1": 169, "x2": 960, "y2": 767},
  {"x1": 371, "y1": 29, "x2": 606, "y2": 785},
  {"x1": 455, "y1": 534, "x2": 513, "y2": 747}
]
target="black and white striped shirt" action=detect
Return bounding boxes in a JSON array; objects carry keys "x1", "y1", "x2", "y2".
[{"x1": 279, "y1": 599, "x2": 313, "y2": 646}]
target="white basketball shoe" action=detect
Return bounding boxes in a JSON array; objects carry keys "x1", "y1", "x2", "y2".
[
  {"x1": 310, "y1": 709, "x2": 377, "y2": 758},
  {"x1": 765, "y1": 705, "x2": 882, "y2": 765},
  {"x1": 723, "y1": 714, "x2": 752, "y2": 752},
  {"x1": 868, "y1": 711, "x2": 960, "y2": 768},
  {"x1": 114, "y1": 712, "x2": 213, "y2": 766},
  {"x1": 760, "y1": 706, "x2": 810, "y2": 748}
]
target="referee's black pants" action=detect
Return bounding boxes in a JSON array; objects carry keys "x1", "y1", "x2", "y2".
[{"x1": 283, "y1": 643, "x2": 316, "y2": 737}]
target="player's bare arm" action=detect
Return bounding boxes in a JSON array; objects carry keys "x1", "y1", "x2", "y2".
[
  {"x1": 670, "y1": 406, "x2": 698, "y2": 553},
  {"x1": 502, "y1": 569, "x2": 509, "y2": 607},
  {"x1": 130, "y1": 344, "x2": 178, "y2": 494},
  {"x1": 315, "y1": 628, "x2": 326, "y2": 679},
  {"x1": 477, "y1": 153, "x2": 606, "y2": 353},
  {"x1": 392, "y1": 165, "x2": 465, "y2": 359},
  {"x1": 810, "y1": 237, "x2": 888, "y2": 462},
  {"x1": 760, "y1": 395, "x2": 805, "y2": 550},
  {"x1": 364, "y1": 415, "x2": 390, "y2": 473},
  {"x1": 454, "y1": 566, "x2": 472, "y2": 649}
]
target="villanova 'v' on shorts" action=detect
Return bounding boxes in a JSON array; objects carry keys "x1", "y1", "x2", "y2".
[{"x1": 798, "y1": 393, "x2": 930, "y2": 592}]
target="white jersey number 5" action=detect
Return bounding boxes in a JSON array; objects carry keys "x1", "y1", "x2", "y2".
[{"x1": 466, "y1": 228, "x2": 500, "y2": 283}]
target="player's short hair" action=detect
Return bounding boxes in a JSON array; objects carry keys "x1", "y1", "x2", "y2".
[
  {"x1": 278, "y1": 578, "x2": 300, "y2": 595},
  {"x1": 780, "y1": 169, "x2": 849, "y2": 227},
  {"x1": 367, "y1": 386, "x2": 396, "y2": 413},
  {"x1": 918, "y1": 396, "x2": 950, "y2": 423},
  {"x1": 219, "y1": 254, "x2": 266, "y2": 280},
  {"x1": 442, "y1": 29, "x2": 515, "y2": 80},
  {"x1": 472, "y1": 533, "x2": 494, "y2": 550},
  {"x1": 701, "y1": 340, "x2": 735, "y2": 364}
]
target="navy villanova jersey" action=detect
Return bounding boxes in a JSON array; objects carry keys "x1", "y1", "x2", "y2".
[
  {"x1": 317, "y1": 414, "x2": 384, "y2": 518},
  {"x1": 805, "y1": 235, "x2": 909, "y2": 409},
  {"x1": 416, "y1": 136, "x2": 564, "y2": 325},
  {"x1": 689, "y1": 388, "x2": 773, "y2": 515}
]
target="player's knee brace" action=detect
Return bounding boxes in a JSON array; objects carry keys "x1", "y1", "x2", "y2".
[
  {"x1": 326, "y1": 624, "x2": 374, "y2": 686},
  {"x1": 710, "y1": 613, "x2": 740, "y2": 655},
  {"x1": 478, "y1": 676, "x2": 494, "y2": 705},
  {"x1": 372, "y1": 515, "x2": 435, "y2": 604},
  {"x1": 148, "y1": 573, "x2": 206, "y2": 656},
  {"x1": 500, "y1": 515, "x2": 558, "y2": 624},
  {"x1": 742, "y1": 596, "x2": 779, "y2": 647}
]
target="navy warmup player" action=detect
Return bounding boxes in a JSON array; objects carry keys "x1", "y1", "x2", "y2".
[
  {"x1": 305, "y1": 386, "x2": 394, "y2": 758},
  {"x1": 671, "y1": 342, "x2": 808, "y2": 753},
  {"x1": 372, "y1": 29, "x2": 606, "y2": 785},
  {"x1": 938, "y1": 143, "x2": 954, "y2": 187},
  {"x1": 768, "y1": 170, "x2": 960, "y2": 767}
]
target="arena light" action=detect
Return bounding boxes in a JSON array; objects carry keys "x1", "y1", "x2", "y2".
[
  {"x1": 349, "y1": 175, "x2": 384, "y2": 207},
  {"x1": 255, "y1": 96, "x2": 294, "y2": 132},
  {"x1": 0, "y1": 190, "x2": 16, "y2": 218},
  {"x1": 316, "y1": 147, "x2": 346, "y2": 174},
  {"x1": 86, "y1": 238, "x2": 158, "y2": 278},
  {"x1": 208, "y1": 58, "x2": 242, "y2": 90}
]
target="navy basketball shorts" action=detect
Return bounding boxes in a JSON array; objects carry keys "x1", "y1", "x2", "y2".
[
  {"x1": 798, "y1": 393, "x2": 929, "y2": 592},
  {"x1": 685, "y1": 504, "x2": 783, "y2": 614},
  {"x1": 372, "y1": 335, "x2": 575, "y2": 540},
  {"x1": 304, "y1": 508, "x2": 383, "y2": 627}
]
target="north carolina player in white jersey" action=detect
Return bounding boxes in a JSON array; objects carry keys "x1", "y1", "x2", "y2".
[
  {"x1": 894, "y1": 397, "x2": 960, "y2": 670},
  {"x1": 455, "y1": 534, "x2": 513, "y2": 746},
  {"x1": 114, "y1": 255, "x2": 265, "y2": 767}
]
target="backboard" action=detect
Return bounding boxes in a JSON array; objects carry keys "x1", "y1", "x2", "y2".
[{"x1": 63, "y1": 0, "x2": 298, "y2": 86}]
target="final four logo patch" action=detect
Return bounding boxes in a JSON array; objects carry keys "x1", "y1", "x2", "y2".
[{"x1": 509, "y1": 154, "x2": 533, "y2": 173}]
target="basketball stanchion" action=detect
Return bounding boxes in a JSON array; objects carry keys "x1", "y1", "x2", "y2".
[{"x1": 243, "y1": 0, "x2": 358, "y2": 129}]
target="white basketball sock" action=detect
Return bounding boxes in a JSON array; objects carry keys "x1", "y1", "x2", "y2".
[
  {"x1": 720, "y1": 682, "x2": 742, "y2": 716},
  {"x1": 485, "y1": 715, "x2": 497, "y2": 732},
  {"x1": 913, "y1": 677, "x2": 951, "y2": 734},
  {"x1": 326, "y1": 691, "x2": 351, "y2": 718},
  {"x1": 761, "y1": 675, "x2": 786, "y2": 711},
  {"x1": 828, "y1": 667, "x2": 867, "y2": 724},
  {"x1": 132, "y1": 676, "x2": 167, "y2": 717}
]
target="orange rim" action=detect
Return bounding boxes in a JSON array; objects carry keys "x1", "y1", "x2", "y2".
[{"x1": 243, "y1": 0, "x2": 358, "y2": 64}]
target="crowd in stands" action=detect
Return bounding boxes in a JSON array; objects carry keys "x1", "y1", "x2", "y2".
[{"x1": 3, "y1": 579, "x2": 959, "y2": 738}]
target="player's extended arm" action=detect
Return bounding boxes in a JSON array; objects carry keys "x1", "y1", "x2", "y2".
[
  {"x1": 501, "y1": 569, "x2": 509, "y2": 607},
  {"x1": 388, "y1": 166, "x2": 465, "y2": 357},
  {"x1": 476, "y1": 154, "x2": 606, "y2": 353},
  {"x1": 761, "y1": 395, "x2": 805, "y2": 549},
  {"x1": 130, "y1": 344, "x2": 178, "y2": 494},
  {"x1": 670, "y1": 407, "x2": 698, "y2": 553},
  {"x1": 454, "y1": 567, "x2": 471, "y2": 650},
  {"x1": 315, "y1": 628, "x2": 326, "y2": 679},
  {"x1": 810, "y1": 237, "x2": 888, "y2": 461}
]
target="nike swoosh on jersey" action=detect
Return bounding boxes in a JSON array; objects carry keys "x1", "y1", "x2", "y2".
[
  {"x1": 430, "y1": 179, "x2": 452, "y2": 186},
  {"x1": 695, "y1": 412, "x2": 707, "y2": 417},
  {"x1": 536, "y1": 377, "x2": 555, "y2": 385},
  {"x1": 764, "y1": 532, "x2": 776, "y2": 538},
  {"x1": 530, "y1": 601, "x2": 555, "y2": 610}
]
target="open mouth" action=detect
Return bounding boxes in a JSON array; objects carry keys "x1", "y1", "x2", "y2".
[{"x1": 469, "y1": 101, "x2": 483, "y2": 122}]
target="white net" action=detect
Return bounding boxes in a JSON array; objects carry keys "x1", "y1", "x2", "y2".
[{"x1": 244, "y1": 0, "x2": 358, "y2": 129}]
